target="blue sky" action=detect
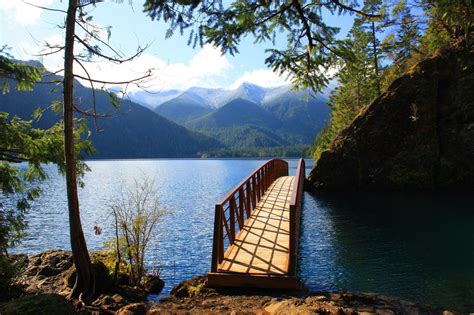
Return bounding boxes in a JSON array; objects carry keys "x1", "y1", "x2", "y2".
[{"x1": 0, "y1": 0, "x2": 354, "y2": 91}]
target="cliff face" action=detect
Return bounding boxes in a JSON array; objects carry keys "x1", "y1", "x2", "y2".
[{"x1": 309, "y1": 49, "x2": 474, "y2": 191}]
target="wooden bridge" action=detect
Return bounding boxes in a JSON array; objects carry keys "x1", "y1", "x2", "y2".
[{"x1": 208, "y1": 158, "x2": 305, "y2": 289}]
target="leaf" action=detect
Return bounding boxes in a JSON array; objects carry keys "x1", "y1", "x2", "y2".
[{"x1": 32, "y1": 107, "x2": 43, "y2": 121}]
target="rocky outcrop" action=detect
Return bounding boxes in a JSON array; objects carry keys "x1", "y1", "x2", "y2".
[
  {"x1": 148, "y1": 275, "x2": 452, "y2": 314},
  {"x1": 10, "y1": 250, "x2": 160, "y2": 314},
  {"x1": 0, "y1": 294, "x2": 77, "y2": 315},
  {"x1": 309, "y1": 49, "x2": 474, "y2": 191},
  {"x1": 15, "y1": 250, "x2": 74, "y2": 295}
]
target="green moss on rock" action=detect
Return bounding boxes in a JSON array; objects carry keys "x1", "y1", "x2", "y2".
[
  {"x1": 0, "y1": 294, "x2": 77, "y2": 315},
  {"x1": 309, "y1": 49, "x2": 474, "y2": 191}
]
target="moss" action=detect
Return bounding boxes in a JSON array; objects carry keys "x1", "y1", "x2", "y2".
[
  {"x1": 0, "y1": 294, "x2": 77, "y2": 315},
  {"x1": 171, "y1": 275, "x2": 212, "y2": 298},
  {"x1": 310, "y1": 48, "x2": 474, "y2": 191}
]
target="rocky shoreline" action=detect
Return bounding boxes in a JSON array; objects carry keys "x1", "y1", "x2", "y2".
[{"x1": 0, "y1": 250, "x2": 460, "y2": 314}]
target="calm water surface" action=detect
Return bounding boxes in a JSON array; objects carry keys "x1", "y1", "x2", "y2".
[{"x1": 8, "y1": 159, "x2": 474, "y2": 312}]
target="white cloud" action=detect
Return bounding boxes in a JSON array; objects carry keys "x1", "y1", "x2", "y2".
[
  {"x1": 0, "y1": 0, "x2": 54, "y2": 26},
  {"x1": 230, "y1": 69, "x2": 291, "y2": 89},
  {"x1": 18, "y1": 37, "x2": 233, "y2": 92},
  {"x1": 74, "y1": 44, "x2": 232, "y2": 92},
  {"x1": 189, "y1": 44, "x2": 231, "y2": 77}
]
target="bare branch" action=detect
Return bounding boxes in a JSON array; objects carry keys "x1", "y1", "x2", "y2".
[
  {"x1": 74, "y1": 35, "x2": 147, "y2": 64},
  {"x1": 331, "y1": 0, "x2": 380, "y2": 18},
  {"x1": 23, "y1": 1, "x2": 67, "y2": 14},
  {"x1": 75, "y1": 20, "x2": 124, "y2": 59},
  {"x1": 73, "y1": 71, "x2": 152, "y2": 86},
  {"x1": 74, "y1": 57, "x2": 101, "y2": 131}
]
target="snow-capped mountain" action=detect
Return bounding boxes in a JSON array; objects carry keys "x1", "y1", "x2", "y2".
[{"x1": 127, "y1": 83, "x2": 305, "y2": 110}]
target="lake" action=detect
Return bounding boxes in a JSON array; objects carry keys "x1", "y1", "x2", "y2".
[{"x1": 7, "y1": 159, "x2": 474, "y2": 312}]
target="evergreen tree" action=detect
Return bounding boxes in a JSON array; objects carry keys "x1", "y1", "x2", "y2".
[
  {"x1": 382, "y1": 0, "x2": 422, "y2": 78},
  {"x1": 313, "y1": 1, "x2": 385, "y2": 160},
  {"x1": 144, "y1": 0, "x2": 377, "y2": 93},
  {"x1": 0, "y1": 50, "x2": 91, "y2": 257}
]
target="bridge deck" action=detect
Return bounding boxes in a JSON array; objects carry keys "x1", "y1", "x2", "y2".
[
  {"x1": 218, "y1": 176, "x2": 294, "y2": 275},
  {"x1": 209, "y1": 159, "x2": 304, "y2": 289}
]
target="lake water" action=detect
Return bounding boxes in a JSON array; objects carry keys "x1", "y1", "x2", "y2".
[{"x1": 7, "y1": 159, "x2": 474, "y2": 312}]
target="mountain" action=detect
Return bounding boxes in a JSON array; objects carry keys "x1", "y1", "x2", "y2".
[
  {"x1": 127, "y1": 89, "x2": 182, "y2": 109},
  {"x1": 262, "y1": 90, "x2": 330, "y2": 144},
  {"x1": 154, "y1": 93, "x2": 213, "y2": 124},
  {"x1": 185, "y1": 98, "x2": 288, "y2": 148},
  {"x1": 145, "y1": 83, "x2": 330, "y2": 148},
  {"x1": 230, "y1": 83, "x2": 267, "y2": 105},
  {"x1": 0, "y1": 72, "x2": 220, "y2": 159},
  {"x1": 188, "y1": 98, "x2": 281, "y2": 130}
]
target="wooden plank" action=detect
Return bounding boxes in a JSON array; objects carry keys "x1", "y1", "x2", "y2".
[
  {"x1": 208, "y1": 272, "x2": 300, "y2": 289},
  {"x1": 218, "y1": 176, "x2": 294, "y2": 276}
]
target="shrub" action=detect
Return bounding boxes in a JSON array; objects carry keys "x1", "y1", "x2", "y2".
[{"x1": 109, "y1": 177, "x2": 166, "y2": 287}]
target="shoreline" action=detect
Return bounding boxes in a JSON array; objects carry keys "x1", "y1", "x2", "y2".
[{"x1": 1, "y1": 250, "x2": 460, "y2": 314}]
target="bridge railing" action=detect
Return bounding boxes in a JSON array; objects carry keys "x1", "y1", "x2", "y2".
[
  {"x1": 211, "y1": 159, "x2": 289, "y2": 272},
  {"x1": 287, "y1": 158, "x2": 305, "y2": 276}
]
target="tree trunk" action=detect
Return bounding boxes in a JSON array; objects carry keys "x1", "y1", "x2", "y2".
[
  {"x1": 64, "y1": 0, "x2": 95, "y2": 303},
  {"x1": 371, "y1": 20, "x2": 381, "y2": 95}
]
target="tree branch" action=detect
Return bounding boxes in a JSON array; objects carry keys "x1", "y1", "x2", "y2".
[{"x1": 73, "y1": 72, "x2": 152, "y2": 86}]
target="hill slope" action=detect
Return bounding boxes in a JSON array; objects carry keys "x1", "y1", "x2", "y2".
[
  {"x1": 0, "y1": 74, "x2": 220, "y2": 159},
  {"x1": 309, "y1": 49, "x2": 474, "y2": 190},
  {"x1": 154, "y1": 93, "x2": 213, "y2": 124}
]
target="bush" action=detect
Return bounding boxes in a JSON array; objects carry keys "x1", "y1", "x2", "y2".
[{"x1": 109, "y1": 177, "x2": 166, "y2": 287}]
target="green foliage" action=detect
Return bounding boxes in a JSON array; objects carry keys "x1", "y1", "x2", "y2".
[
  {"x1": 0, "y1": 54, "x2": 93, "y2": 257},
  {"x1": 143, "y1": 0, "x2": 379, "y2": 93},
  {"x1": 204, "y1": 145, "x2": 309, "y2": 158},
  {"x1": 0, "y1": 47, "x2": 44, "y2": 94},
  {"x1": 109, "y1": 177, "x2": 166, "y2": 287},
  {"x1": 429, "y1": 0, "x2": 473, "y2": 48},
  {"x1": 313, "y1": 0, "x2": 385, "y2": 160}
]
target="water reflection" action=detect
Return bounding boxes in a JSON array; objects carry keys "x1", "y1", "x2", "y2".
[{"x1": 300, "y1": 192, "x2": 474, "y2": 311}]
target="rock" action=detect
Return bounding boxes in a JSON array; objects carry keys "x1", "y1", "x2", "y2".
[
  {"x1": 170, "y1": 275, "x2": 208, "y2": 298},
  {"x1": 93, "y1": 293, "x2": 128, "y2": 312},
  {"x1": 92, "y1": 260, "x2": 114, "y2": 294},
  {"x1": 16, "y1": 250, "x2": 75, "y2": 295},
  {"x1": 309, "y1": 48, "x2": 474, "y2": 191},
  {"x1": 149, "y1": 276, "x2": 453, "y2": 314},
  {"x1": 115, "y1": 302, "x2": 148, "y2": 315},
  {"x1": 142, "y1": 275, "x2": 164, "y2": 294},
  {"x1": 0, "y1": 293, "x2": 77, "y2": 315}
]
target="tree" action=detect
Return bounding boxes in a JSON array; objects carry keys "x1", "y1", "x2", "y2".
[
  {"x1": 420, "y1": 0, "x2": 473, "y2": 50},
  {"x1": 143, "y1": 0, "x2": 378, "y2": 93},
  {"x1": 381, "y1": 0, "x2": 422, "y2": 79},
  {"x1": 0, "y1": 49, "x2": 92, "y2": 257},
  {"x1": 0, "y1": 47, "x2": 93, "y2": 300},
  {"x1": 110, "y1": 177, "x2": 166, "y2": 287},
  {"x1": 17, "y1": 0, "x2": 151, "y2": 302},
  {"x1": 312, "y1": 10, "x2": 382, "y2": 160}
]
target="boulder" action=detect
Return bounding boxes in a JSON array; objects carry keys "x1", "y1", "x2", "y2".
[
  {"x1": 92, "y1": 293, "x2": 128, "y2": 312},
  {"x1": 115, "y1": 302, "x2": 148, "y2": 315},
  {"x1": 142, "y1": 274, "x2": 164, "y2": 295},
  {"x1": 309, "y1": 48, "x2": 474, "y2": 191},
  {"x1": 0, "y1": 294, "x2": 77, "y2": 315}
]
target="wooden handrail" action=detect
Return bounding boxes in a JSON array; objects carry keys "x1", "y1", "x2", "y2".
[
  {"x1": 288, "y1": 158, "x2": 305, "y2": 276},
  {"x1": 211, "y1": 159, "x2": 289, "y2": 272}
]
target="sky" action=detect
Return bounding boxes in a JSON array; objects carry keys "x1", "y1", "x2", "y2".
[{"x1": 0, "y1": 0, "x2": 354, "y2": 92}]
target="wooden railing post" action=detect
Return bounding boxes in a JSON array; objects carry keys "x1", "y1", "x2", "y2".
[
  {"x1": 245, "y1": 183, "x2": 251, "y2": 217},
  {"x1": 211, "y1": 204, "x2": 222, "y2": 272},
  {"x1": 229, "y1": 197, "x2": 236, "y2": 244},
  {"x1": 238, "y1": 188, "x2": 245, "y2": 227}
]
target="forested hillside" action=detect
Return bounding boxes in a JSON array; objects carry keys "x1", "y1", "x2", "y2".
[{"x1": 0, "y1": 73, "x2": 220, "y2": 158}]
